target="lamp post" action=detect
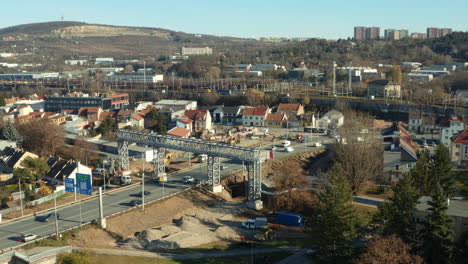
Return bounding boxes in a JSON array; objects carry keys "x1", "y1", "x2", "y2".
[{"x1": 142, "y1": 153, "x2": 145, "y2": 210}]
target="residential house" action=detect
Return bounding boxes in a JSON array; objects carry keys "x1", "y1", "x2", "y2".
[
  {"x1": 130, "y1": 113, "x2": 144, "y2": 128},
  {"x1": 265, "y1": 113, "x2": 287, "y2": 128},
  {"x1": 221, "y1": 106, "x2": 245, "y2": 125},
  {"x1": 440, "y1": 117, "x2": 465, "y2": 147},
  {"x1": 78, "y1": 107, "x2": 103, "y2": 123},
  {"x1": 367, "y1": 80, "x2": 401, "y2": 98},
  {"x1": 313, "y1": 110, "x2": 344, "y2": 129},
  {"x1": 408, "y1": 109, "x2": 438, "y2": 134},
  {"x1": 134, "y1": 101, "x2": 153, "y2": 111},
  {"x1": 176, "y1": 115, "x2": 194, "y2": 131},
  {"x1": 17, "y1": 104, "x2": 34, "y2": 117},
  {"x1": 450, "y1": 129, "x2": 468, "y2": 167},
  {"x1": 184, "y1": 110, "x2": 212, "y2": 131},
  {"x1": 157, "y1": 108, "x2": 186, "y2": 129},
  {"x1": 167, "y1": 127, "x2": 191, "y2": 139},
  {"x1": 0, "y1": 147, "x2": 39, "y2": 174},
  {"x1": 207, "y1": 105, "x2": 224, "y2": 124},
  {"x1": 242, "y1": 107, "x2": 269, "y2": 127},
  {"x1": 43, "y1": 158, "x2": 92, "y2": 185},
  {"x1": 415, "y1": 196, "x2": 468, "y2": 239},
  {"x1": 277, "y1": 104, "x2": 304, "y2": 116}
]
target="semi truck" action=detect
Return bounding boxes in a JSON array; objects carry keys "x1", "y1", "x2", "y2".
[{"x1": 277, "y1": 212, "x2": 304, "y2": 227}]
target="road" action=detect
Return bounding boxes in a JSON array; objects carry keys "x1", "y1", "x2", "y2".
[{"x1": 0, "y1": 134, "x2": 331, "y2": 251}]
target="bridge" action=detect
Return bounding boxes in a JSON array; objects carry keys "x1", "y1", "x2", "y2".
[{"x1": 117, "y1": 130, "x2": 263, "y2": 209}]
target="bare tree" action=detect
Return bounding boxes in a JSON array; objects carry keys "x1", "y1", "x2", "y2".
[
  {"x1": 334, "y1": 110, "x2": 383, "y2": 194},
  {"x1": 354, "y1": 235, "x2": 423, "y2": 264},
  {"x1": 16, "y1": 119, "x2": 65, "y2": 156}
]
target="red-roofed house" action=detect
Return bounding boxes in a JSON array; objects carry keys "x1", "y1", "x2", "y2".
[
  {"x1": 130, "y1": 113, "x2": 144, "y2": 128},
  {"x1": 167, "y1": 127, "x2": 191, "y2": 138},
  {"x1": 450, "y1": 129, "x2": 468, "y2": 167},
  {"x1": 176, "y1": 115, "x2": 194, "y2": 131},
  {"x1": 17, "y1": 104, "x2": 34, "y2": 117},
  {"x1": 242, "y1": 107, "x2": 269, "y2": 127},
  {"x1": 277, "y1": 104, "x2": 304, "y2": 116},
  {"x1": 440, "y1": 116, "x2": 465, "y2": 147},
  {"x1": 78, "y1": 107, "x2": 103, "y2": 122},
  {"x1": 265, "y1": 113, "x2": 287, "y2": 127},
  {"x1": 183, "y1": 110, "x2": 212, "y2": 131}
]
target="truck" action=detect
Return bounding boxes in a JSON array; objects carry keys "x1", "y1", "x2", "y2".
[
  {"x1": 277, "y1": 212, "x2": 304, "y2": 227},
  {"x1": 111, "y1": 170, "x2": 133, "y2": 185},
  {"x1": 197, "y1": 154, "x2": 208, "y2": 163},
  {"x1": 241, "y1": 217, "x2": 268, "y2": 230}
]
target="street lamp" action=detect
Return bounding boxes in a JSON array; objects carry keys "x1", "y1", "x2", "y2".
[{"x1": 18, "y1": 177, "x2": 24, "y2": 217}]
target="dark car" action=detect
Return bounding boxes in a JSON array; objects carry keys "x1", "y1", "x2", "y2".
[
  {"x1": 130, "y1": 200, "x2": 143, "y2": 206},
  {"x1": 136, "y1": 191, "x2": 151, "y2": 197}
]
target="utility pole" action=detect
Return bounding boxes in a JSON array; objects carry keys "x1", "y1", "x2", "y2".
[
  {"x1": 348, "y1": 62, "x2": 352, "y2": 96},
  {"x1": 54, "y1": 195, "x2": 59, "y2": 238},
  {"x1": 332, "y1": 61, "x2": 336, "y2": 96},
  {"x1": 18, "y1": 177, "x2": 23, "y2": 217},
  {"x1": 142, "y1": 153, "x2": 145, "y2": 210}
]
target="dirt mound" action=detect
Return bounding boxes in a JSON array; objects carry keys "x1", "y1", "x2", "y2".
[
  {"x1": 146, "y1": 231, "x2": 217, "y2": 250},
  {"x1": 215, "y1": 226, "x2": 239, "y2": 240}
]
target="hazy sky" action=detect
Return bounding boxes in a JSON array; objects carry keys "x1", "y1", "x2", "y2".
[{"x1": 1, "y1": 0, "x2": 466, "y2": 39}]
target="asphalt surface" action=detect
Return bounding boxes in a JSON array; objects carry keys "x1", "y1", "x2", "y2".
[{"x1": 0, "y1": 134, "x2": 331, "y2": 251}]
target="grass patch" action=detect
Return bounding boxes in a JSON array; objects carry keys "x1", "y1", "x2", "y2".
[
  {"x1": 23, "y1": 225, "x2": 93, "y2": 249},
  {"x1": 354, "y1": 204, "x2": 378, "y2": 227},
  {"x1": 89, "y1": 251, "x2": 292, "y2": 264}
]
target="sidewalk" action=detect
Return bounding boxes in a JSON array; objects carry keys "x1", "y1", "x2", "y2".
[{"x1": 75, "y1": 246, "x2": 297, "y2": 260}]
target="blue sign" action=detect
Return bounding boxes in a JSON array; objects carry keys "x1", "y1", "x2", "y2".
[
  {"x1": 65, "y1": 178, "x2": 75, "y2": 193},
  {"x1": 76, "y1": 173, "x2": 92, "y2": 196}
]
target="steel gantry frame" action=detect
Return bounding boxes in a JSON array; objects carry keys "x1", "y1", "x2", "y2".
[{"x1": 117, "y1": 130, "x2": 263, "y2": 207}]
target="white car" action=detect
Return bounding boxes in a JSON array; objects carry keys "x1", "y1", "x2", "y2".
[
  {"x1": 220, "y1": 165, "x2": 229, "y2": 170},
  {"x1": 284, "y1": 147, "x2": 294, "y2": 152},
  {"x1": 271, "y1": 146, "x2": 278, "y2": 151},
  {"x1": 21, "y1": 233, "x2": 37, "y2": 242},
  {"x1": 282, "y1": 141, "x2": 291, "y2": 147},
  {"x1": 183, "y1": 176, "x2": 195, "y2": 184}
]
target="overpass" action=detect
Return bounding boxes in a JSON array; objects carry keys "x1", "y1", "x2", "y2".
[{"x1": 117, "y1": 130, "x2": 263, "y2": 209}]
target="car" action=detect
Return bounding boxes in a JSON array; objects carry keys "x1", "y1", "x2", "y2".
[
  {"x1": 129, "y1": 200, "x2": 142, "y2": 206},
  {"x1": 431, "y1": 141, "x2": 437, "y2": 147},
  {"x1": 21, "y1": 233, "x2": 37, "y2": 242},
  {"x1": 136, "y1": 191, "x2": 151, "y2": 197},
  {"x1": 279, "y1": 135, "x2": 287, "y2": 139},
  {"x1": 183, "y1": 176, "x2": 195, "y2": 184},
  {"x1": 282, "y1": 141, "x2": 291, "y2": 147},
  {"x1": 220, "y1": 165, "x2": 229, "y2": 170},
  {"x1": 271, "y1": 146, "x2": 277, "y2": 151},
  {"x1": 293, "y1": 128, "x2": 303, "y2": 132},
  {"x1": 284, "y1": 147, "x2": 294, "y2": 152}
]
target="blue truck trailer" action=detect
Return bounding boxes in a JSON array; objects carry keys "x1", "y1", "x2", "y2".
[{"x1": 277, "y1": 212, "x2": 304, "y2": 227}]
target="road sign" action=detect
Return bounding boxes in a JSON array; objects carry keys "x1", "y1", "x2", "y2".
[
  {"x1": 65, "y1": 178, "x2": 75, "y2": 193},
  {"x1": 76, "y1": 173, "x2": 92, "y2": 196}
]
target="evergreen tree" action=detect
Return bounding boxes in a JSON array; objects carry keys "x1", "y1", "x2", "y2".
[
  {"x1": 311, "y1": 165, "x2": 356, "y2": 263},
  {"x1": 430, "y1": 145, "x2": 456, "y2": 198},
  {"x1": 410, "y1": 151, "x2": 431, "y2": 196},
  {"x1": 378, "y1": 173, "x2": 419, "y2": 243},
  {"x1": 420, "y1": 183, "x2": 454, "y2": 264},
  {"x1": 1, "y1": 122, "x2": 21, "y2": 142},
  {"x1": 0, "y1": 96, "x2": 5, "y2": 107}
]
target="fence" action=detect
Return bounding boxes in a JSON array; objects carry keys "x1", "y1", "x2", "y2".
[
  {"x1": 0, "y1": 190, "x2": 66, "y2": 216},
  {"x1": 0, "y1": 246, "x2": 71, "y2": 263}
]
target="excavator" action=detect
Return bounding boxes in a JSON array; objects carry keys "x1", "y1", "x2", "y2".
[{"x1": 253, "y1": 227, "x2": 275, "y2": 241}]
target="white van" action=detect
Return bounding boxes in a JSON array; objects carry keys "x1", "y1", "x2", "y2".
[{"x1": 282, "y1": 141, "x2": 291, "y2": 147}]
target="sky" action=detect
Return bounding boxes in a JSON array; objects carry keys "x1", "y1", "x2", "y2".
[{"x1": 0, "y1": 0, "x2": 467, "y2": 39}]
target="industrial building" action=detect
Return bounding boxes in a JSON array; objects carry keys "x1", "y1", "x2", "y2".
[
  {"x1": 105, "y1": 74, "x2": 164, "y2": 83},
  {"x1": 45, "y1": 93, "x2": 129, "y2": 112},
  {"x1": 181, "y1": 47, "x2": 213, "y2": 56},
  {"x1": 0, "y1": 72, "x2": 60, "y2": 80}
]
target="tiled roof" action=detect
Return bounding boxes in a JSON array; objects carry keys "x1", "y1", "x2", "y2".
[
  {"x1": 277, "y1": 104, "x2": 300, "y2": 112},
  {"x1": 177, "y1": 115, "x2": 193, "y2": 124},
  {"x1": 184, "y1": 110, "x2": 208, "y2": 121},
  {"x1": 99, "y1": 111, "x2": 115, "y2": 121},
  {"x1": 243, "y1": 107, "x2": 268, "y2": 116},
  {"x1": 265, "y1": 113, "x2": 286, "y2": 122},
  {"x1": 117, "y1": 109, "x2": 134, "y2": 117},
  {"x1": 108, "y1": 93, "x2": 129, "y2": 98},
  {"x1": 0, "y1": 147, "x2": 26, "y2": 169},
  {"x1": 168, "y1": 127, "x2": 191, "y2": 138},
  {"x1": 130, "y1": 113, "x2": 144, "y2": 121},
  {"x1": 452, "y1": 129, "x2": 468, "y2": 144}
]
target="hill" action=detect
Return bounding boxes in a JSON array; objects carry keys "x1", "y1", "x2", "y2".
[{"x1": 0, "y1": 21, "x2": 279, "y2": 58}]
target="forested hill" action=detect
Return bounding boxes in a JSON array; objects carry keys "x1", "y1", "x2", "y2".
[{"x1": 264, "y1": 32, "x2": 468, "y2": 68}]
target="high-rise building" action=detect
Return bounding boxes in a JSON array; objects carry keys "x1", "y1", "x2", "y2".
[
  {"x1": 410, "y1": 32, "x2": 427, "y2": 39},
  {"x1": 354, "y1": 26, "x2": 366, "y2": 41},
  {"x1": 365, "y1": 27, "x2": 380, "y2": 40},
  {"x1": 384, "y1": 29, "x2": 409, "y2": 40},
  {"x1": 427, "y1": 27, "x2": 452, "y2": 38}
]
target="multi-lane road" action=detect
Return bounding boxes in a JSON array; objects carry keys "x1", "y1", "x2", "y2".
[{"x1": 0, "y1": 136, "x2": 329, "y2": 250}]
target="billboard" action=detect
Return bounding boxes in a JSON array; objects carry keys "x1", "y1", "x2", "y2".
[{"x1": 76, "y1": 173, "x2": 92, "y2": 196}]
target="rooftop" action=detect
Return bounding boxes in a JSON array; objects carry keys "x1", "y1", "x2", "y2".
[
  {"x1": 168, "y1": 127, "x2": 191, "y2": 138},
  {"x1": 452, "y1": 129, "x2": 468, "y2": 144},
  {"x1": 417, "y1": 196, "x2": 468, "y2": 218}
]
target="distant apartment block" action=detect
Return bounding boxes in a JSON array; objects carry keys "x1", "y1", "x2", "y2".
[
  {"x1": 427, "y1": 27, "x2": 452, "y2": 38},
  {"x1": 45, "y1": 93, "x2": 129, "y2": 112},
  {"x1": 181, "y1": 47, "x2": 213, "y2": 56},
  {"x1": 410, "y1": 32, "x2": 427, "y2": 39},
  {"x1": 384, "y1": 29, "x2": 409, "y2": 40},
  {"x1": 354, "y1": 26, "x2": 380, "y2": 40}
]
